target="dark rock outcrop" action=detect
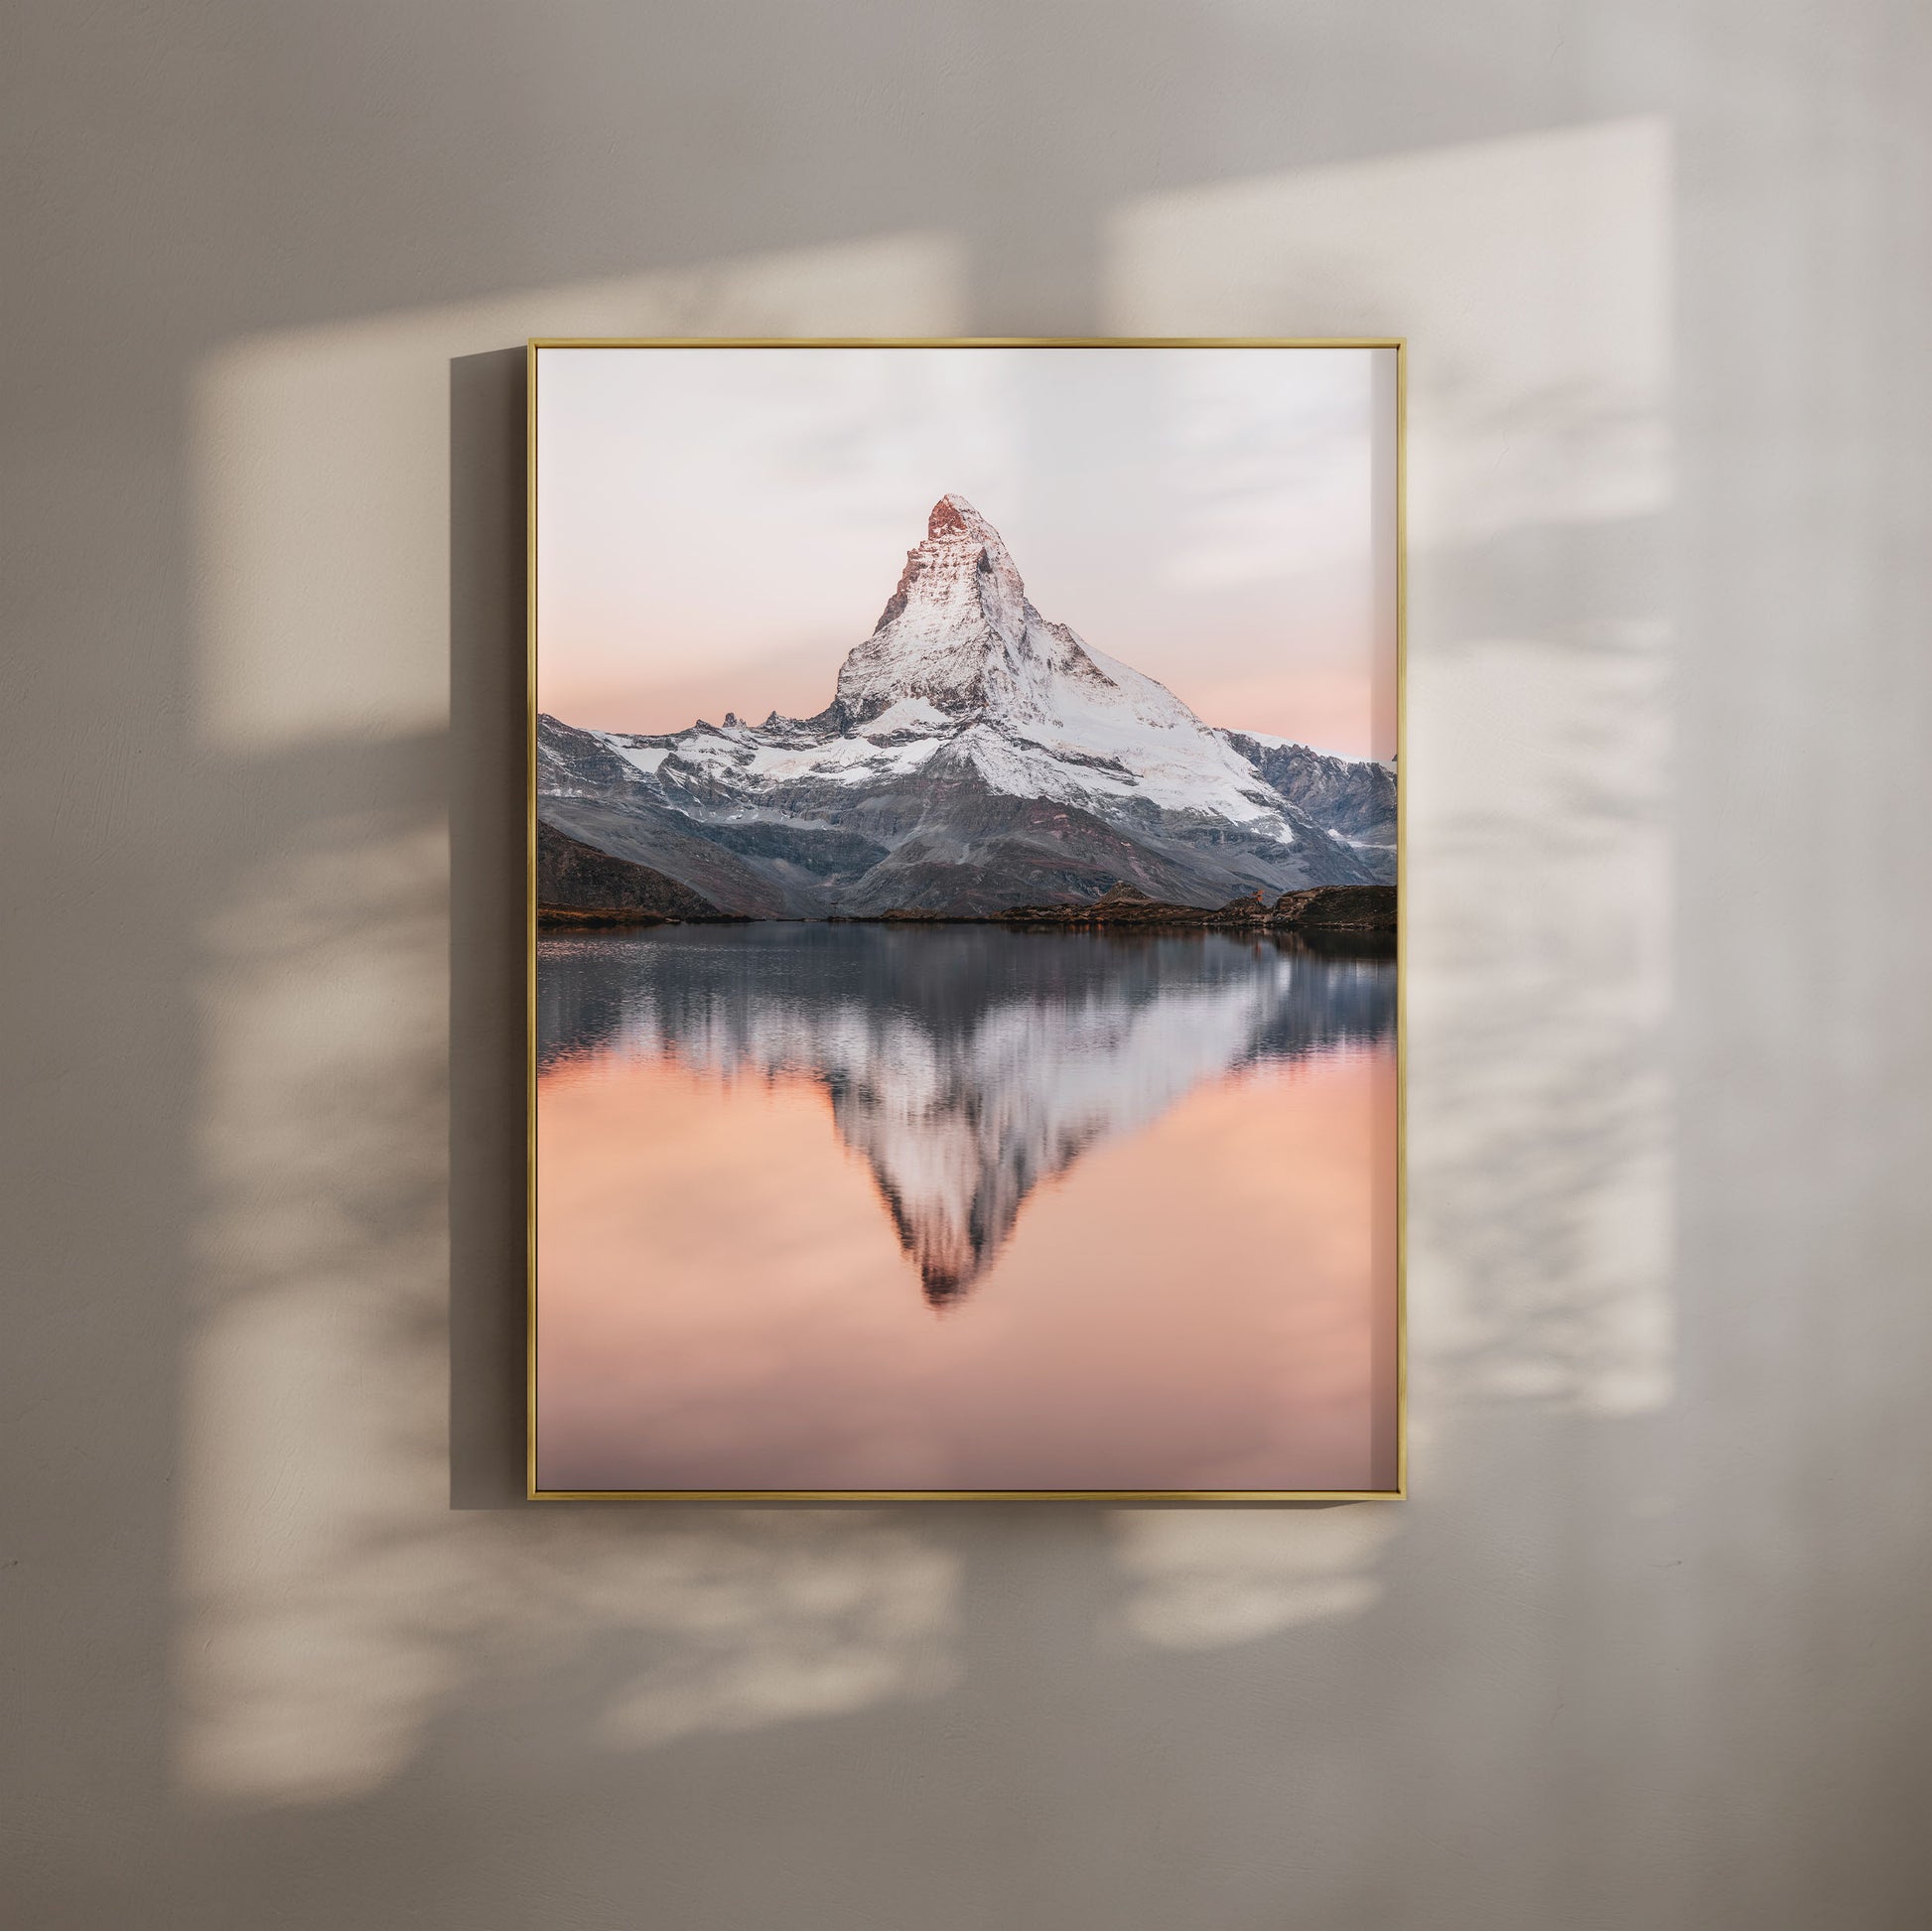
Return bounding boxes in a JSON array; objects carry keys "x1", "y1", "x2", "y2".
[
  {"x1": 1272, "y1": 885, "x2": 1397, "y2": 931},
  {"x1": 996, "y1": 880, "x2": 1396, "y2": 937},
  {"x1": 538, "y1": 797, "x2": 799, "y2": 919},
  {"x1": 536, "y1": 820, "x2": 734, "y2": 924},
  {"x1": 999, "y1": 882, "x2": 1260, "y2": 928}
]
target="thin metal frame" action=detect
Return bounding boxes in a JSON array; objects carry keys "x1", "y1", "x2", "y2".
[{"x1": 525, "y1": 337, "x2": 1407, "y2": 1502}]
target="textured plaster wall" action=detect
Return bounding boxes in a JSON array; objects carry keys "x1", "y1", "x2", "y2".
[{"x1": 4, "y1": 5, "x2": 1929, "y2": 1927}]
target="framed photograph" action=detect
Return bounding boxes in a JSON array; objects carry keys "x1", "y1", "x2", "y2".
[{"x1": 528, "y1": 338, "x2": 1403, "y2": 1499}]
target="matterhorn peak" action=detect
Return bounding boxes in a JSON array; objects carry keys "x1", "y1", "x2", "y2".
[
  {"x1": 835, "y1": 493, "x2": 1039, "y2": 725},
  {"x1": 926, "y1": 492, "x2": 993, "y2": 538}
]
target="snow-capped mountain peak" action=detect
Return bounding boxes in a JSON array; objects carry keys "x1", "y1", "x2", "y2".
[
  {"x1": 536, "y1": 492, "x2": 1393, "y2": 917},
  {"x1": 835, "y1": 491, "x2": 1150, "y2": 736},
  {"x1": 829, "y1": 495, "x2": 1279, "y2": 820},
  {"x1": 836, "y1": 493, "x2": 1037, "y2": 725}
]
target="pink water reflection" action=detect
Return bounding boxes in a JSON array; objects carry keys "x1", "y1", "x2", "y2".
[{"x1": 537, "y1": 1042, "x2": 1397, "y2": 1493}]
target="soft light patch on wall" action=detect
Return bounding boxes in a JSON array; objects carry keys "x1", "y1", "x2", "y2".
[{"x1": 190, "y1": 233, "x2": 965, "y2": 751}]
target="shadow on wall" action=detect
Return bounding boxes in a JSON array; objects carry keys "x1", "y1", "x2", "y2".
[{"x1": 176, "y1": 119, "x2": 1673, "y2": 1819}]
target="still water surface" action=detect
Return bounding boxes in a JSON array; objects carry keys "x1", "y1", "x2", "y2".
[{"x1": 536, "y1": 924, "x2": 1397, "y2": 1492}]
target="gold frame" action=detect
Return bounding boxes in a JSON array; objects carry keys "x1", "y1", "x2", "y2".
[{"x1": 525, "y1": 337, "x2": 1407, "y2": 1503}]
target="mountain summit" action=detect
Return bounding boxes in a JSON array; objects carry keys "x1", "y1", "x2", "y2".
[
  {"x1": 838, "y1": 492, "x2": 1108, "y2": 727},
  {"x1": 538, "y1": 495, "x2": 1395, "y2": 917}
]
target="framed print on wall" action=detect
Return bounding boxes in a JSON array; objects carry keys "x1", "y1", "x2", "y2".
[{"x1": 528, "y1": 338, "x2": 1404, "y2": 1500}]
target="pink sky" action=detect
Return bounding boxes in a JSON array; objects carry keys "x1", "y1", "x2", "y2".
[{"x1": 535, "y1": 345, "x2": 1398, "y2": 758}]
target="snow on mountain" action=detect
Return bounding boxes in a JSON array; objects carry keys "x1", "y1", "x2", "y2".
[
  {"x1": 1218, "y1": 730, "x2": 1397, "y2": 849},
  {"x1": 538, "y1": 494, "x2": 1394, "y2": 916},
  {"x1": 831, "y1": 494, "x2": 1279, "y2": 820}
]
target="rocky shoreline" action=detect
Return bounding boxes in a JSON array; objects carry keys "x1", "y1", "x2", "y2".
[
  {"x1": 991, "y1": 882, "x2": 1394, "y2": 932},
  {"x1": 540, "y1": 868, "x2": 1395, "y2": 942}
]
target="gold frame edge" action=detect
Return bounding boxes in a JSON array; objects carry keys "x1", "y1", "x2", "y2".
[{"x1": 523, "y1": 336, "x2": 1408, "y2": 1504}]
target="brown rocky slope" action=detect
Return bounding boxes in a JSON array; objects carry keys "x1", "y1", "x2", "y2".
[{"x1": 537, "y1": 821, "x2": 737, "y2": 925}]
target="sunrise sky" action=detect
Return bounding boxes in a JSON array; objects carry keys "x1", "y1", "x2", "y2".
[{"x1": 535, "y1": 345, "x2": 1397, "y2": 758}]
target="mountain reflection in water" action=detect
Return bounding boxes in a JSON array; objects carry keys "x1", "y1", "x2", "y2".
[{"x1": 539, "y1": 924, "x2": 1394, "y2": 1305}]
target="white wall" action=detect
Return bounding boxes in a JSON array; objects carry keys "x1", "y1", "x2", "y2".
[{"x1": 4, "y1": 4, "x2": 1929, "y2": 1926}]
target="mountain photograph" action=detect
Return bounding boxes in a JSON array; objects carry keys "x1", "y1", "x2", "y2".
[{"x1": 529, "y1": 343, "x2": 1401, "y2": 1498}]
